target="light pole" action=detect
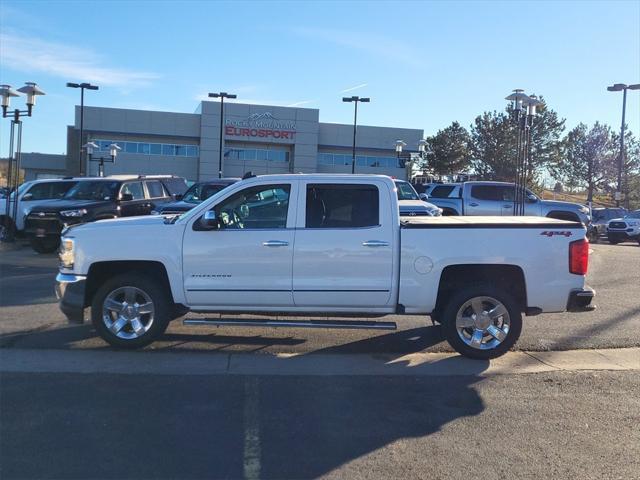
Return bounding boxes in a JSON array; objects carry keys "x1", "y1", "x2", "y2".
[
  {"x1": 342, "y1": 96, "x2": 370, "y2": 174},
  {"x1": 607, "y1": 83, "x2": 640, "y2": 207},
  {"x1": 84, "y1": 141, "x2": 120, "y2": 177},
  {"x1": 1, "y1": 82, "x2": 45, "y2": 242},
  {"x1": 208, "y1": 92, "x2": 237, "y2": 178},
  {"x1": 67, "y1": 82, "x2": 99, "y2": 177},
  {"x1": 505, "y1": 90, "x2": 540, "y2": 215}
]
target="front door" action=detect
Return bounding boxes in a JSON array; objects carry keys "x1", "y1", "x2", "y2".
[
  {"x1": 183, "y1": 182, "x2": 297, "y2": 308},
  {"x1": 119, "y1": 181, "x2": 148, "y2": 216},
  {"x1": 292, "y1": 181, "x2": 394, "y2": 308}
]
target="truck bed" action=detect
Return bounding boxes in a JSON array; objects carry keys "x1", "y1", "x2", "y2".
[{"x1": 401, "y1": 216, "x2": 584, "y2": 229}]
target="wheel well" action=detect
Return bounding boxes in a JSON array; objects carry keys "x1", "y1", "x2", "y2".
[
  {"x1": 85, "y1": 261, "x2": 173, "y2": 308},
  {"x1": 441, "y1": 207, "x2": 459, "y2": 216},
  {"x1": 434, "y1": 264, "x2": 527, "y2": 317},
  {"x1": 547, "y1": 211, "x2": 580, "y2": 223}
]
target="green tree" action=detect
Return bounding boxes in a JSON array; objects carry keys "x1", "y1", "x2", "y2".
[
  {"x1": 551, "y1": 122, "x2": 616, "y2": 202},
  {"x1": 422, "y1": 122, "x2": 472, "y2": 176},
  {"x1": 470, "y1": 97, "x2": 565, "y2": 184}
]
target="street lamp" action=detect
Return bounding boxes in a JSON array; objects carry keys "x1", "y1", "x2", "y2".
[
  {"x1": 607, "y1": 83, "x2": 640, "y2": 207},
  {"x1": 342, "y1": 96, "x2": 370, "y2": 174},
  {"x1": 67, "y1": 82, "x2": 99, "y2": 176},
  {"x1": 1, "y1": 82, "x2": 45, "y2": 242},
  {"x1": 85, "y1": 141, "x2": 120, "y2": 177},
  {"x1": 208, "y1": 92, "x2": 237, "y2": 178}
]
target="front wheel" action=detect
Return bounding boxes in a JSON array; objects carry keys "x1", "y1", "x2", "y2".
[
  {"x1": 91, "y1": 273, "x2": 171, "y2": 348},
  {"x1": 441, "y1": 285, "x2": 522, "y2": 360},
  {"x1": 29, "y1": 235, "x2": 60, "y2": 253}
]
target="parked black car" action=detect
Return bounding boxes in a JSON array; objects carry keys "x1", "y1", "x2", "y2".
[
  {"x1": 152, "y1": 178, "x2": 239, "y2": 215},
  {"x1": 24, "y1": 175, "x2": 188, "y2": 253}
]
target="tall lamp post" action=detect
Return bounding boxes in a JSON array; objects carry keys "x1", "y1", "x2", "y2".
[
  {"x1": 208, "y1": 92, "x2": 237, "y2": 178},
  {"x1": 67, "y1": 82, "x2": 99, "y2": 176},
  {"x1": 342, "y1": 96, "x2": 370, "y2": 174},
  {"x1": 1, "y1": 82, "x2": 45, "y2": 242},
  {"x1": 84, "y1": 141, "x2": 120, "y2": 177},
  {"x1": 607, "y1": 83, "x2": 640, "y2": 207},
  {"x1": 505, "y1": 89, "x2": 540, "y2": 215}
]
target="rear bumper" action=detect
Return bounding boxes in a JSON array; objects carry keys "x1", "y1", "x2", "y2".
[
  {"x1": 55, "y1": 273, "x2": 87, "y2": 323},
  {"x1": 567, "y1": 286, "x2": 596, "y2": 312}
]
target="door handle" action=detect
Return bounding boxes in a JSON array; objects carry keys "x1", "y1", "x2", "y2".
[
  {"x1": 362, "y1": 240, "x2": 389, "y2": 247},
  {"x1": 469, "y1": 202, "x2": 479, "y2": 207},
  {"x1": 262, "y1": 240, "x2": 289, "y2": 247}
]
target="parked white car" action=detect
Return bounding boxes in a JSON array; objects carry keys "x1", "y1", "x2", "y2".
[
  {"x1": 0, "y1": 178, "x2": 79, "y2": 237},
  {"x1": 606, "y1": 210, "x2": 640, "y2": 244},
  {"x1": 55, "y1": 174, "x2": 594, "y2": 359}
]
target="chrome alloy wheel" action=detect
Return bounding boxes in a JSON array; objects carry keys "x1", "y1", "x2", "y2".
[
  {"x1": 455, "y1": 296, "x2": 510, "y2": 350},
  {"x1": 102, "y1": 286, "x2": 155, "y2": 340}
]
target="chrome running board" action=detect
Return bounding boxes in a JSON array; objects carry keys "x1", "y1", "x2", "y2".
[{"x1": 183, "y1": 318, "x2": 397, "y2": 330}]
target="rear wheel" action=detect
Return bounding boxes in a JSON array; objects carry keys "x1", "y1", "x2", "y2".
[
  {"x1": 608, "y1": 237, "x2": 620, "y2": 245},
  {"x1": 441, "y1": 284, "x2": 522, "y2": 359},
  {"x1": 29, "y1": 235, "x2": 60, "y2": 253},
  {"x1": 91, "y1": 273, "x2": 171, "y2": 348}
]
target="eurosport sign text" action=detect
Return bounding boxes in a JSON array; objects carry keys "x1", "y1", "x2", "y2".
[{"x1": 225, "y1": 112, "x2": 296, "y2": 140}]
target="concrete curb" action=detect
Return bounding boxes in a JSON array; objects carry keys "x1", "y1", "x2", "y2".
[{"x1": 1, "y1": 347, "x2": 638, "y2": 377}]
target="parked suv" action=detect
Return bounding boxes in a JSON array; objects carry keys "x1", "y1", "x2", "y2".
[
  {"x1": 152, "y1": 178, "x2": 239, "y2": 215},
  {"x1": 426, "y1": 181, "x2": 591, "y2": 224},
  {"x1": 394, "y1": 180, "x2": 442, "y2": 217},
  {"x1": 606, "y1": 210, "x2": 640, "y2": 245},
  {"x1": 24, "y1": 175, "x2": 188, "y2": 253},
  {"x1": 589, "y1": 207, "x2": 627, "y2": 242},
  {"x1": 0, "y1": 178, "x2": 80, "y2": 239}
]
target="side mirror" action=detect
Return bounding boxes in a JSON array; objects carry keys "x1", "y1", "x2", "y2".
[
  {"x1": 22, "y1": 193, "x2": 33, "y2": 201},
  {"x1": 419, "y1": 193, "x2": 429, "y2": 201},
  {"x1": 174, "y1": 194, "x2": 183, "y2": 201},
  {"x1": 120, "y1": 193, "x2": 133, "y2": 202},
  {"x1": 200, "y1": 210, "x2": 220, "y2": 229},
  {"x1": 526, "y1": 194, "x2": 538, "y2": 203}
]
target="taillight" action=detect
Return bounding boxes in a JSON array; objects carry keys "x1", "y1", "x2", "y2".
[{"x1": 569, "y1": 239, "x2": 589, "y2": 275}]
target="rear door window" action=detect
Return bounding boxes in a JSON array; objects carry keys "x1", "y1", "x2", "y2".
[
  {"x1": 306, "y1": 184, "x2": 379, "y2": 228},
  {"x1": 470, "y1": 185, "x2": 501, "y2": 201},
  {"x1": 145, "y1": 181, "x2": 167, "y2": 198}
]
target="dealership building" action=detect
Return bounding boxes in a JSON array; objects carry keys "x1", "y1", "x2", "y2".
[{"x1": 61, "y1": 101, "x2": 423, "y2": 181}]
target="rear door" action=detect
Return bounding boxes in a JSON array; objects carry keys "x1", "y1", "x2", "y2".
[
  {"x1": 292, "y1": 181, "x2": 394, "y2": 308},
  {"x1": 466, "y1": 184, "x2": 504, "y2": 215},
  {"x1": 144, "y1": 180, "x2": 170, "y2": 214}
]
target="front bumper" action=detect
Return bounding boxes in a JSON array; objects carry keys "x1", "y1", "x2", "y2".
[
  {"x1": 55, "y1": 273, "x2": 87, "y2": 323},
  {"x1": 567, "y1": 286, "x2": 596, "y2": 312}
]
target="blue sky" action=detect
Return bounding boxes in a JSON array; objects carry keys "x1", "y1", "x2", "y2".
[{"x1": 1, "y1": 0, "x2": 639, "y2": 155}]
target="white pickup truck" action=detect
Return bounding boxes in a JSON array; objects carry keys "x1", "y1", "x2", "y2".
[{"x1": 55, "y1": 174, "x2": 594, "y2": 359}]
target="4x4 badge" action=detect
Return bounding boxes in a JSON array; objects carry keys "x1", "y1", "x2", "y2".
[{"x1": 540, "y1": 231, "x2": 573, "y2": 237}]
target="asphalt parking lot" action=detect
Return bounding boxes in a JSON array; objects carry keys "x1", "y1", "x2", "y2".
[
  {"x1": 0, "y1": 240, "x2": 639, "y2": 353},
  {"x1": 1, "y1": 240, "x2": 639, "y2": 480}
]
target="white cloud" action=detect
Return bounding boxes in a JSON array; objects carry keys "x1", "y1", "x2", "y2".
[
  {"x1": 0, "y1": 33, "x2": 159, "y2": 87},
  {"x1": 286, "y1": 100, "x2": 315, "y2": 107},
  {"x1": 340, "y1": 83, "x2": 368, "y2": 93},
  {"x1": 292, "y1": 27, "x2": 424, "y2": 70}
]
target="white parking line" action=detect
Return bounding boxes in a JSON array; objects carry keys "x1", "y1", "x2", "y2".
[{"x1": 243, "y1": 377, "x2": 261, "y2": 480}]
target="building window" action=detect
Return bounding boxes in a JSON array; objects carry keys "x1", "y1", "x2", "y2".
[
  {"x1": 93, "y1": 139, "x2": 199, "y2": 157},
  {"x1": 224, "y1": 148, "x2": 289, "y2": 162},
  {"x1": 318, "y1": 152, "x2": 399, "y2": 168}
]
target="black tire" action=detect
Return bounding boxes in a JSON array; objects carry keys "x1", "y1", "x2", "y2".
[
  {"x1": 608, "y1": 238, "x2": 620, "y2": 245},
  {"x1": 441, "y1": 284, "x2": 522, "y2": 360},
  {"x1": 91, "y1": 273, "x2": 171, "y2": 349},
  {"x1": 29, "y1": 235, "x2": 60, "y2": 253}
]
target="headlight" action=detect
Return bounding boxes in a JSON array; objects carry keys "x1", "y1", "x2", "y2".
[
  {"x1": 627, "y1": 221, "x2": 639, "y2": 227},
  {"x1": 427, "y1": 208, "x2": 442, "y2": 217},
  {"x1": 151, "y1": 210, "x2": 160, "y2": 215},
  {"x1": 60, "y1": 209, "x2": 87, "y2": 217},
  {"x1": 59, "y1": 237, "x2": 75, "y2": 269}
]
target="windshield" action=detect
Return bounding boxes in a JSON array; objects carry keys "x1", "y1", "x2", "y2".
[
  {"x1": 624, "y1": 211, "x2": 640, "y2": 219},
  {"x1": 64, "y1": 181, "x2": 120, "y2": 201},
  {"x1": 395, "y1": 181, "x2": 419, "y2": 201},
  {"x1": 6, "y1": 183, "x2": 31, "y2": 199},
  {"x1": 182, "y1": 183, "x2": 228, "y2": 204}
]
